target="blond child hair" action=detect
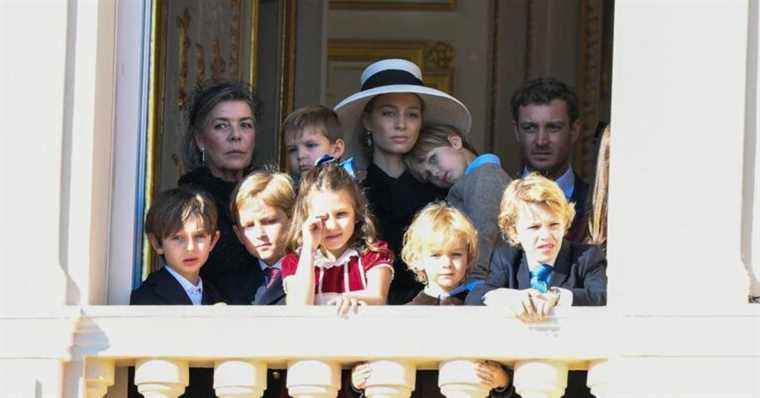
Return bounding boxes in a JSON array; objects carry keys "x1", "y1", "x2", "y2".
[
  {"x1": 230, "y1": 170, "x2": 296, "y2": 225},
  {"x1": 498, "y1": 173, "x2": 576, "y2": 246},
  {"x1": 401, "y1": 202, "x2": 479, "y2": 284}
]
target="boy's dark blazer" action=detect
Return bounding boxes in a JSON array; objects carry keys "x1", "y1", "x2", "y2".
[
  {"x1": 129, "y1": 267, "x2": 223, "y2": 398},
  {"x1": 218, "y1": 258, "x2": 286, "y2": 305},
  {"x1": 465, "y1": 239, "x2": 606, "y2": 306},
  {"x1": 130, "y1": 266, "x2": 224, "y2": 305},
  {"x1": 466, "y1": 239, "x2": 605, "y2": 398}
]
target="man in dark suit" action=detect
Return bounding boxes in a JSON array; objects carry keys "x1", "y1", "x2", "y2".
[{"x1": 511, "y1": 77, "x2": 590, "y2": 242}]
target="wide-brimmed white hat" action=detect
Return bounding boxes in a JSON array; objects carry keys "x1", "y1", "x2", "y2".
[{"x1": 334, "y1": 59, "x2": 472, "y2": 169}]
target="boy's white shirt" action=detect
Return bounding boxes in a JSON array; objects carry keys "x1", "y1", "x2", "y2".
[
  {"x1": 423, "y1": 283, "x2": 451, "y2": 299},
  {"x1": 164, "y1": 265, "x2": 204, "y2": 305}
]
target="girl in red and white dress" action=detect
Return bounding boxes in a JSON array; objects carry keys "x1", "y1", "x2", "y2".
[{"x1": 281, "y1": 162, "x2": 393, "y2": 315}]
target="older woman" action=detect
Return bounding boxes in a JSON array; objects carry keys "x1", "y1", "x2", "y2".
[
  {"x1": 335, "y1": 59, "x2": 472, "y2": 304},
  {"x1": 179, "y1": 80, "x2": 260, "y2": 300}
]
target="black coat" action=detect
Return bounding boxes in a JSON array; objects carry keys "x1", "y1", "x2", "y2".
[
  {"x1": 363, "y1": 164, "x2": 447, "y2": 304},
  {"x1": 466, "y1": 240, "x2": 606, "y2": 398},
  {"x1": 129, "y1": 267, "x2": 223, "y2": 398},
  {"x1": 217, "y1": 258, "x2": 286, "y2": 305},
  {"x1": 178, "y1": 167, "x2": 258, "y2": 303}
]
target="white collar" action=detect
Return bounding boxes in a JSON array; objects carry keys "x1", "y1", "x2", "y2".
[
  {"x1": 314, "y1": 248, "x2": 360, "y2": 269},
  {"x1": 259, "y1": 257, "x2": 283, "y2": 272},
  {"x1": 423, "y1": 284, "x2": 451, "y2": 299},
  {"x1": 164, "y1": 265, "x2": 203, "y2": 294}
]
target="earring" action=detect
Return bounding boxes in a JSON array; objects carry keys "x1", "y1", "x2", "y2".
[
  {"x1": 200, "y1": 148, "x2": 206, "y2": 164},
  {"x1": 365, "y1": 131, "x2": 373, "y2": 148}
]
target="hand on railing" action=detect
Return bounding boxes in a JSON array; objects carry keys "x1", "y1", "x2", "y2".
[{"x1": 483, "y1": 288, "x2": 560, "y2": 323}]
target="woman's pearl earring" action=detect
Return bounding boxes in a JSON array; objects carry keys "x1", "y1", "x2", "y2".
[
  {"x1": 200, "y1": 147, "x2": 206, "y2": 164},
  {"x1": 365, "y1": 131, "x2": 373, "y2": 148}
]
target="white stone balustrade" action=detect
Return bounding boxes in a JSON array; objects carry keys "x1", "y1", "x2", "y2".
[
  {"x1": 134, "y1": 358, "x2": 189, "y2": 398},
  {"x1": 287, "y1": 359, "x2": 341, "y2": 398},
  {"x1": 214, "y1": 359, "x2": 268, "y2": 398},
  {"x1": 513, "y1": 360, "x2": 568, "y2": 398},
  {"x1": 438, "y1": 359, "x2": 490, "y2": 398},
  {"x1": 4, "y1": 305, "x2": 760, "y2": 397},
  {"x1": 363, "y1": 359, "x2": 416, "y2": 398}
]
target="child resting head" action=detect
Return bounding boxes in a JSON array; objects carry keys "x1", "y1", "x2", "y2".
[{"x1": 404, "y1": 124, "x2": 479, "y2": 188}]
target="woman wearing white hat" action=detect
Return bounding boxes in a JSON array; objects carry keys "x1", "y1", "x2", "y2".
[{"x1": 335, "y1": 59, "x2": 472, "y2": 304}]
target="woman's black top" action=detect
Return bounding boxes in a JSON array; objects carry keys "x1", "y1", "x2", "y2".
[
  {"x1": 178, "y1": 167, "x2": 257, "y2": 302},
  {"x1": 363, "y1": 164, "x2": 447, "y2": 304}
]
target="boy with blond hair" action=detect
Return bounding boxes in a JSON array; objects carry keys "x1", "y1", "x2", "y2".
[
  {"x1": 466, "y1": 173, "x2": 607, "y2": 319},
  {"x1": 353, "y1": 202, "x2": 513, "y2": 398},
  {"x1": 225, "y1": 170, "x2": 297, "y2": 306},
  {"x1": 283, "y1": 105, "x2": 346, "y2": 178}
]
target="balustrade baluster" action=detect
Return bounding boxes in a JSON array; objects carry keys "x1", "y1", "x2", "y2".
[
  {"x1": 438, "y1": 359, "x2": 490, "y2": 398},
  {"x1": 134, "y1": 358, "x2": 189, "y2": 398},
  {"x1": 363, "y1": 359, "x2": 416, "y2": 398},
  {"x1": 287, "y1": 359, "x2": 340, "y2": 398},
  {"x1": 513, "y1": 360, "x2": 568, "y2": 398},
  {"x1": 214, "y1": 359, "x2": 268, "y2": 398}
]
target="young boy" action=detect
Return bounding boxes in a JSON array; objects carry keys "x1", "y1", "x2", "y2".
[
  {"x1": 283, "y1": 105, "x2": 346, "y2": 179},
  {"x1": 465, "y1": 173, "x2": 607, "y2": 318},
  {"x1": 131, "y1": 187, "x2": 222, "y2": 305},
  {"x1": 466, "y1": 174, "x2": 606, "y2": 398},
  {"x1": 227, "y1": 170, "x2": 296, "y2": 305},
  {"x1": 405, "y1": 124, "x2": 512, "y2": 283},
  {"x1": 351, "y1": 202, "x2": 512, "y2": 398},
  {"x1": 129, "y1": 187, "x2": 222, "y2": 398}
]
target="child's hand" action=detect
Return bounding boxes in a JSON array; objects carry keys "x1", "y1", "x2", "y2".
[
  {"x1": 530, "y1": 289, "x2": 560, "y2": 318},
  {"x1": 476, "y1": 361, "x2": 509, "y2": 390},
  {"x1": 351, "y1": 363, "x2": 371, "y2": 390},
  {"x1": 483, "y1": 288, "x2": 548, "y2": 323},
  {"x1": 327, "y1": 294, "x2": 366, "y2": 318},
  {"x1": 302, "y1": 214, "x2": 326, "y2": 251}
]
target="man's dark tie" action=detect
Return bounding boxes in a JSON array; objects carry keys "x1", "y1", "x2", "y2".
[
  {"x1": 264, "y1": 267, "x2": 280, "y2": 288},
  {"x1": 530, "y1": 264, "x2": 552, "y2": 293}
]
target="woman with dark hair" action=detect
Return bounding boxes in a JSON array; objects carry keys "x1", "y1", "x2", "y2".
[
  {"x1": 335, "y1": 59, "x2": 472, "y2": 304},
  {"x1": 178, "y1": 80, "x2": 261, "y2": 301}
]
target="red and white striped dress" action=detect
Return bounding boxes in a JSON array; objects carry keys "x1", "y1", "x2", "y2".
[{"x1": 281, "y1": 241, "x2": 394, "y2": 305}]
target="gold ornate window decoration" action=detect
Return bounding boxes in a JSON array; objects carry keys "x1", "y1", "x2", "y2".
[
  {"x1": 327, "y1": 39, "x2": 456, "y2": 95},
  {"x1": 330, "y1": 0, "x2": 456, "y2": 11}
]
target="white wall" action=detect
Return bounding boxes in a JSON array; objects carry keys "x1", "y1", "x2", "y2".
[{"x1": 609, "y1": 0, "x2": 750, "y2": 309}]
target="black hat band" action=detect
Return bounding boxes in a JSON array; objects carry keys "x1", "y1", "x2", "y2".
[{"x1": 361, "y1": 69, "x2": 424, "y2": 91}]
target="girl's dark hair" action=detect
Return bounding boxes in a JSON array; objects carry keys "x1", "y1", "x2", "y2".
[
  {"x1": 182, "y1": 80, "x2": 262, "y2": 172},
  {"x1": 287, "y1": 162, "x2": 381, "y2": 252}
]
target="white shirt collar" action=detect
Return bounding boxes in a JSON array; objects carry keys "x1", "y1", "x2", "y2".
[
  {"x1": 522, "y1": 166, "x2": 575, "y2": 200},
  {"x1": 164, "y1": 265, "x2": 203, "y2": 305},
  {"x1": 314, "y1": 248, "x2": 360, "y2": 269},
  {"x1": 259, "y1": 257, "x2": 283, "y2": 272},
  {"x1": 423, "y1": 283, "x2": 451, "y2": 299}
]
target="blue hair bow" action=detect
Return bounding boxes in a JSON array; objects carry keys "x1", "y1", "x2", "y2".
[{"x1": 314, "y1": 154, "x2": 357, "y2": 179}]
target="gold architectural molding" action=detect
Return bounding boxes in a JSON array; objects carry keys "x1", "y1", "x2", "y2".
[
  {"x1": 327, "y1": 39, "x2": 455, "y2": 94},
  {"x1": 330, "y1": 0, "x2": 456, "y2": 11}
]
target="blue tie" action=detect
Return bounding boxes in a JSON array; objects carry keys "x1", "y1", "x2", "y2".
[{"x1": 530, "y1": 264, "x2": 553, "y2": 293}]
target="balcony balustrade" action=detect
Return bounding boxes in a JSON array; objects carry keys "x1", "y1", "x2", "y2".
[{"x1": 63, "y1": 306, "x2": 612, "y2": 398}]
